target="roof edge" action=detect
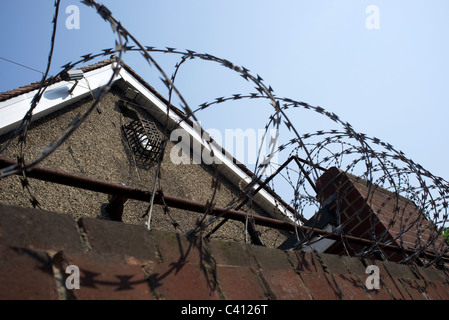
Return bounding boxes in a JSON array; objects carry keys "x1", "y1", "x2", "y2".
[
  {"x1": 0, "y1": 57, "x2": 300, "y2": 223},
  {"x1": 0, "y1": 57, "x2": 117, "y2": 103}
]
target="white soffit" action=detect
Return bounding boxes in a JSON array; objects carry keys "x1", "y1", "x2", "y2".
[{"x1": 0, "y1": 64, "x2": 118, "y2": 136}]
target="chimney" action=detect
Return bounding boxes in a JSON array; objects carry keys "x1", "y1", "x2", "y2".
[{"x1": 315, "y1": 167, "x2": 448, "y2": 264}]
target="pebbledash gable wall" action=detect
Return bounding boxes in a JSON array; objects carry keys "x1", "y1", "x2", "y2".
[
  {"x1": 0, "y1": 82, "x2": 289, "y2": 248},
  {"x1": 1, "y1": 203, "x2": 449, "y2": 300}
]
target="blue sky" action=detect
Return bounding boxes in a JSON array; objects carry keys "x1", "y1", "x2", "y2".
[{"x1": 1, "y1": 1, "x2": 449, "y2": 206}]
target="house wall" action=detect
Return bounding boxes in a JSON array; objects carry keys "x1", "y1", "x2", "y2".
[{"x1": 0, "y1": 85, "x2": 289, "y2": 248}]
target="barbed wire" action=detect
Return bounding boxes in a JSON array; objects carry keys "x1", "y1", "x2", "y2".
[{"x1": 0, "y1": 0, "x2": 448, "y2": 268}]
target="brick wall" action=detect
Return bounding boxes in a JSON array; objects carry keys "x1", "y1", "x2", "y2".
[
  {"x1": 315, "y1": 167, "x2": 448, "y2": 263},
  {"x1": 1, "y1": 203, "x2": 448, "y2": 301}
]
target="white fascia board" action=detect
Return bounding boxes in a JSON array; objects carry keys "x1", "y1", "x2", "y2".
[
  {"x1": 119, "y1": 68, "x2": 297, "y2": 223},
  {"x1": 0, "y1": 65, "x2": 119, "y2": 136},
  {"x1": 118, "y1": 68, "x2": 182, "y2": 126}
]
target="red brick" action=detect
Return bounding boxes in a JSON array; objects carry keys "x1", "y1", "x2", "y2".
[
  {"x1": 341, "y1": 256, "x2": 370, "y2": 276},
  {"x1": 341, "y1": 205, "x2": 371, "y2": 227},
  {"x1": 0, "y1": 245, "x2": 58, "y2": 300},
  {"x1": 352, "y1": 179, "x2": 371, "y2": 198},
  {"x1": 0, "y1": 204, "x2": 82, "y2": 253},
  {"x1": 249, "y1": 245, "x2": 292, "y2": 270},
  {"x1": 339, "y1": 195, "x2": 364, "y2": 215},
  {"x1": 350, "y1": 217, "x2": 385, "y2": 239},
  {"x1": 156, "y1": 231, "x2": 204, "y2": 265},
  {"x1": 400, "y1": 234, "x2": 419, "y2": 244},
  {"x1": 413, "y1": 266, "x2": 448, "y2": 283},
  {"x1": 316, "y1": 166, "x2": 340, "y2": 184},
  {"x1": 208, "y1": 239, "x2": 257, "y2": 267},
  {"x1": 365, "y1": 283, "x2": 395, "y2": 300},
  {"x1": 332, "y1": 274, "x2": 370, "y2": 300},
  {"x1": 343, "y1": 188, "x2": 366, "y2": 208},
  {"x1": 316, "y1": 167, "x2": 342, "y2": 198},
  {"x1": 371, "y1": 202, "x2": 397, "y2": 220},
  {"x1": 298, "y1": 272, "x2": 342, "y2": 300},
  {"x1": 399, "y1": 279, "x2": 427, "y2": 300},
  {"x1": 413, "y1": 280, "x2": 442, "y2": 300},
  {"x1": 261, "y1": 269, "x2": 312, "y2": 300},
  {"x1": 372, "y1": 261, "x2": 411, "y2": 300},
  {"x1": 57, "y1": 251, "x2": 153, "y2": 300},
  {"x1": 380, "y1": 276, "x2": 411, "y2": 300},
  {"x1": 430, "y1": 281, "x2": 449, "y2": 299},
  {"x1": 383, "y1": 251, "x2": 406, "y2": 264},
  {"x1": 336, "y1": 186, "x2": 358, "y2": 205},
  {"x1": 145, "y1": 262, "x2": 220, "y2": 300},
  {"x1": 216, "y1": 266, "x2": 268, "y2": 300},
  {"x1": 382, "y1": 261, "x2": 419, "y2": 280},
  {"x1": 78, "y1": 218, "x2": 158, "y2": 262},
  {"x1": 318, "y1": 253, "x2": 350, "y2": 274},
  {"x1": 342, "y1": 215, "x2": 362, "y2": 233},
  {"x1": 287, "y1": 251, "x2": 324, "y2": 273}
]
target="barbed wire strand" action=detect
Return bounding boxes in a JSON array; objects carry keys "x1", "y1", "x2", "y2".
[{"x1": 0, "y1": 0, "x2": 448, "y2": 267}]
